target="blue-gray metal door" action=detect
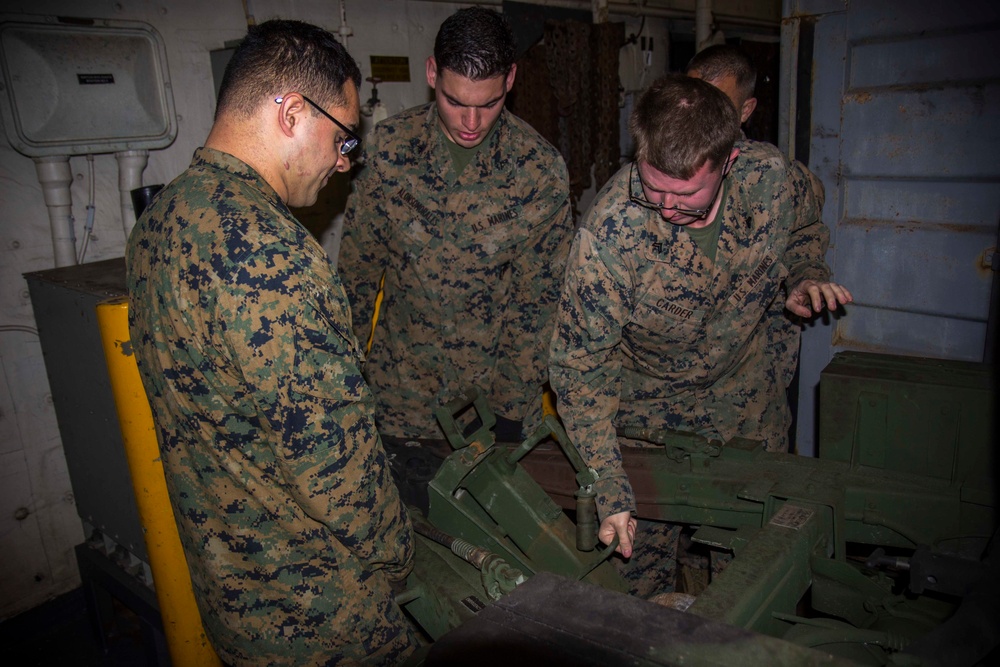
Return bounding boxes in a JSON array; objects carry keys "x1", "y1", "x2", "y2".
[{"x1": 782, "y1": 0, "x2": 1000, "y2": 455}]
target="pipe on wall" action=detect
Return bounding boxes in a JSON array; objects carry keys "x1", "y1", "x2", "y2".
[
  {"x1": 116, "y1": 150, "x2": 149, "y2": 239},
  {"x1": 696, "y1": 0, "x2": 713, "y2": 50},
  {"x1": 413, "y1": 0, "x2": 779, "y2": 29},
  {"x1": 33, "y1": 156, "x2": 76, "y2": 268},
  {"x1": 593, "y1": 0, "x2": 608, "y2": 23}
]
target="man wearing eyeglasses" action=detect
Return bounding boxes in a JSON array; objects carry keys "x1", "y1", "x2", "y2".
[
  {"x1": 339, "y1": 7, "x2": 574, "y2": 450},
  {"x1": 549, "y1": 75, "x2": 851, "y2": 596},
  {"x1": 127, "y1": 20, "x2": 417, "y2": 666}
]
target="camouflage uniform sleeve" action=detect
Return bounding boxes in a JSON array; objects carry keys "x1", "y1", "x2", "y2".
[
  {"x1": 762, "y1": 160, "x2": 832, "y2": 410},
  {"x1": 218, "y1": 246, "x2": 414, "y2": 581},
  {"x1": 782, "y1": 159, "x2": 831, "y2": 286},
  {"x1": 497, "y1": 156, "x2": 575, "y2": 432},
  {"x1": 549, "y1": 227, "x2": 635, "y2": 522},
  {"x1": 339, "y1": 146, "x2": 389, "y2": 348}
]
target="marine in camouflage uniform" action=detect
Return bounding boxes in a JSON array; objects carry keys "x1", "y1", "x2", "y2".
[
  {"x1": 339, "y1": 12, "x2": 574, "y2": 441},
  {"x1": 128, "y1": 147, "x2": 416, "y2": 666},
  {"x1": 340, "y1": 105, "x2": 573, "y2": 440},
  {"x1": 549, "y1": 75, "x2": 849, "y2": 596},
  {"x1": 127, "y1": 20, "x2": 416, "y2": 667},
  {"x1": 550, "y1": 141, "x2": 830, "y2": 520}
]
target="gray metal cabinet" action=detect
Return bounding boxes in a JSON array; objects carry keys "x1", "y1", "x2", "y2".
[{"x1": 25, "y1": 258, "x2": 148, "y2": 566}]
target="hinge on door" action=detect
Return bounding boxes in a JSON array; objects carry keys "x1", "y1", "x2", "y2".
[{"x1": 984, "y1": 247, "x2": 998, "y2": 271}]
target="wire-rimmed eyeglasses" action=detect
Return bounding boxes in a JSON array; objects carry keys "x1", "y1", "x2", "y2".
[
  {"x1": 628, "y1": 161, "x2": 727, "y2": 219},
  {"x1": 275, "y1": 94, "x2": 361, "y2": 156}
]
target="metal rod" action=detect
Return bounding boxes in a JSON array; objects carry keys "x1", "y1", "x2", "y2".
[{"x1": 410, "y1": 0, "x2": 779, "y2": 29}]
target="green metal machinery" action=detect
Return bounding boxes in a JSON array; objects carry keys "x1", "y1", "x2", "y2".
[{"x1": 395, "y1": 352, "x2": 997, "y2": 666}]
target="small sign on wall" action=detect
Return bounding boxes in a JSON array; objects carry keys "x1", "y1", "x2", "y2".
[{"x1": 370, "y1": 56, "x2": 410, "y2": 82}]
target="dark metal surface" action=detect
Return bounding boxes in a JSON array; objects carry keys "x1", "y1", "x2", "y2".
[
  {"x1": 25, "y1": 258, "x2": 147, "y2": 562},
  {"x1": 818, "y1": 351, "x2": 994, "y2": 507},
  {"x1": 902, "y1": 533, "x2": 1000, "y2": 667},
  {"x1": 426, "y1": 571, "x2": 856, "y2": 666},
  {"x1": 907, "y1": 546, "x2": 987, "y2": 597},
  {"x1": 25, "y1": 257, "x2": 128, "y2": 296},
  {"x1": 75, "y1": 543, "x2": 168, "y2": 666},
  {"x1": 382, "y1": 436, "x2": 452, "y2": 513}
]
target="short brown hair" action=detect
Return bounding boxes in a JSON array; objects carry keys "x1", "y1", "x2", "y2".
[
  {"x1": 685, "y1": 44, "x2": 756, "y2": 102},
  {"x1": 629, "y1": 74, "x2": 740, "y2": 179}
]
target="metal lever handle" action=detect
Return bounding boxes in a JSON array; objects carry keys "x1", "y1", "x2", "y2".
[{"x1": 577, "y1": 536, "x2": 620, "y2": 580}]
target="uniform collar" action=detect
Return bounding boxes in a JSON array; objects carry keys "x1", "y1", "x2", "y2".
[
  {"x1": 422, "y1": 103, "x2": 511, "y2": 176},
  {"x1": 192, "y1": 147, "x2": 290, "y2": 215}
]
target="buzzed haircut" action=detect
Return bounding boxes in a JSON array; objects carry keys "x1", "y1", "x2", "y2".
[
  {"x1": 215, "y1": 19, "x2": 361, "y2": 120},
  {"x1": 434, "y1": 7, "x2": 515, "y2": 80},
  {"x1": 685, "y1": 44, "x2": 757, "y2": 102},
  {"x1": 629, "y1": 74, "x2": 740, "y2": 179}
]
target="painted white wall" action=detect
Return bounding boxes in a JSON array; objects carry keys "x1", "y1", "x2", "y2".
[{"x1": 0, "y1": 0, "x2": 778, "y2": 620}]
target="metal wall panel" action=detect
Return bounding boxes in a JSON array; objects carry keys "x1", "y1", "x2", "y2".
[
  {"x1": 833, "y1": 305, "x2": 986, "y2": 362},
  {"x1": 843, "y1": 180, "x2": 1000, "y2": 229},
  {"x1": 788, "y1": 0, "x2": 1000, "y2": 454},
  {"x1": 836, "y1": 222, "x2": 995, "y2": 320},
  {"x1": 788, "y1": 6, "x2": 847, "y2": 456},
  {"x1": 841, "y1": 86, "x2": 1000, "y2": 178},
  {"x1": 843, "y1": 0, "x2": 1000, "y2": 41},
  {"x1": 848, "y1": 33, "x2": 1000, "y2": 88}
]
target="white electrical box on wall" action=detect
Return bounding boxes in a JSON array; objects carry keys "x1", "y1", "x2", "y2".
[{"x1": 0, "y1": 14, "x2": 177, "y2": 157}]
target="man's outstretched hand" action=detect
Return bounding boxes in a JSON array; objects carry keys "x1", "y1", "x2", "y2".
[{"x1": 786, "y1": 279, "x2": 853, "y2": 318}]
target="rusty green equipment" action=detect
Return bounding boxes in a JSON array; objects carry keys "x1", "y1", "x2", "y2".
[
  {"x1": 397, "y1": 352, "x2": 997, "y2": 666},
  {"x1": 397, "y1": 388, "x2": 628, "y2": 642}
]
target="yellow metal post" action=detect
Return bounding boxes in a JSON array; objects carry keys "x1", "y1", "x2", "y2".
[{"x1": 96, "y1": 297, "x2": 221, "y2": 666}]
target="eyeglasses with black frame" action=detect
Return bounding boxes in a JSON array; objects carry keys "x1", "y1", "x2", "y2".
[
  {"x1": 274, "y1": 94, "x2": 361, "y2": 156},
  {"x1": 628, "y1": 161, "x2": 727, "y2": 219}
]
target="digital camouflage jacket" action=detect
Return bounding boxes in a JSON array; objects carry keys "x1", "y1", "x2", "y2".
[
  {"x1": 127, "y1": 148, "x2": 416, "y2": 666},
  {"x1": 549, "y1": 140, "x2": 831, "y2": 522},
  {"x1": 339, "y1": 103, "x2": 574, "y2": 439}
]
